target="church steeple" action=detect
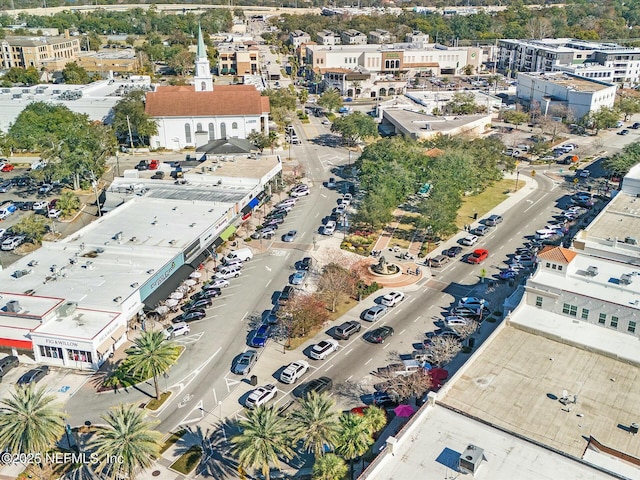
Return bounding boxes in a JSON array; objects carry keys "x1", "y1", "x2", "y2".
[{"x1": 194, "y1": 22, "x2": 213, "y2": 92}]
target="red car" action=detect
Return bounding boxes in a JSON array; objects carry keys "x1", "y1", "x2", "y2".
[
  {"x1": 1, "y1": 164, "x2": 14, "y2": 172},
  {"x1": 149, "y1": 159, "x2": 159, "y2": 170},
  {"x1": 467, "y1": 249, "x2": 489, "y2": 264}
]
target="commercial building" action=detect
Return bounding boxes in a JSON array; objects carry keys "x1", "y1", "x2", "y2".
[
  {"x1": 75, "y1": 49, "x2": 141, "y2": 74},
  {"x1": 404, "y1": 30, "x2": 430, "y2": 45},
  {"x1": 0, "y1": 31, "x2": 81, "y2": 70},
  {"x1": 217, "y1": 41, "x2": 261, "y2": 76},
  {"x1": 516, "y1": 72, "x2": 617, "y2": 120},
  {"x1": 341, "y1": 29, "x2": 367, "y2": 45},
  {"x1": 288, "y1": 30, "x2": 311, "y2": 48},
  {"x1": 368, "y1": 29, "x2": 396, "y2": 45},
  {"x1": 0, "y1": 154, "x2": 281, "y2": 370},
  {"x1": 316, "y1": 29, "x2": 341, "y2": 46},
  {"x1": 405, "y1": 90, "x2": 502, "y2": 115},
  {"x1": 380, "y1": 109, "x2": 492, "y2": 140}
]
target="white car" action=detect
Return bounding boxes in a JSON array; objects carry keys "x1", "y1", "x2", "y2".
[
  {"x1": 33, "y1": 201, "x2": 49, "y2": 211},
  {"x1": 162, "y1": 322, "x2": 191, "y2": 339},
  {"x1": 290, "y1": 188, "x2": 310, "y2": 197},
  {"x1": 277, "y1": 199, "x2": 297, "y2": 208},
  {"x1": 579, "y1": 170, "x2": 590, "y2": 178},
  {"x1": 445, "y1": 316, "x2": 470, "y2": 327},
  {"x1": 560, "y1": 144, "x2": 575, "y2": 152},
  {"x1": 48, "y1": 209, "x2": 62, "y2": 219},
  {"x1": 208, "y1": 278, "x2": 230, "y2": 288},
  {"x1": 461, "y1": 235, "x2": 479, "y2": 246},
  {"x1": 280, "y1": 360, "x2": 310, "y2": 384},
  {"x1": 309, "y1": 339, "x2": 339, "y2": 360},
  {"x1": 458, "y1": 297, "x2": 489, "y2": 310},
  {"x1": 245, "y1": 384, "x2": 278, "y2": 409},
  {"x1": 380, "y1": 291, "x2": 405, "y2": 307},
  {"x1": 546, "y1": 222, "x2": 565, "y2": 231},
  {"x1": 363, "y1": 305, "x2": 388, "y2": 322}
]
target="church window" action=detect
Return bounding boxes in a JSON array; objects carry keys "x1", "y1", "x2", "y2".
[
  {"x1": 220, "y1": 122, "x2": 227, "y2": 138},
  {"x1": 201, "y1": 81, "x2": 206, "y2": 91},
  {"x1": 232, "y1": 122, "x2": 238, "y2": 129},
  {"x1": 208, "y1": 123, "x2": 215, "y2": 140},
  {"x1": 197, "y1": 123, "x2": 202, "y2": 132},
  {"x1": 185, "y1": 123, "x2": 192, "y2": 143}
]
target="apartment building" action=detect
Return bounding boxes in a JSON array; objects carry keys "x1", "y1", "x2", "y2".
[
  {"x1": 76, "y1": 49, "x2": 141, "y2": 74},
  {"x1": 341, "y1": 29, "x2": 367, "y2": 45},
  {"x1": 288, "y1": 30, "x2": 311, "y2": 48},
  {"x1": 316, "y1": 29, "x2": 341, "y2": 46},
  {"x1": 0, "y1": 32, "x2": 81, "y2": 70},
  {"x1": 368, "y1": 29, "x2": 396, "y2": 45},
  {"x1": 217, "y1": 41, "x2": 260, "y2": 76},
  {"x1": 405, "y1": 31, "x2": 430, "y2": 45}
]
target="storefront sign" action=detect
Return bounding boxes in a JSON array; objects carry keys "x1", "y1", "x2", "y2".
[
  {"x1": 96, "y1": 321, "x2": 121, "y2": 345},
  {"x1": 139, "y1": 253, "x2": 185, "y2": 300},
  {"x1": 44, "y1": 338, "x2": 81, "y2": 348}
]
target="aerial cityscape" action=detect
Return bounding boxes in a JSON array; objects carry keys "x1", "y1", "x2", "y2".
[{"x1": 0, "y1": 1, "x2": 640, "y2": 479}]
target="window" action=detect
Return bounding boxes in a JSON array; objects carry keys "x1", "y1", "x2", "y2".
[
  {"x1": 67, "y1": 349, "x2": 93, "y2": 363},
  {"x1": 39, "y1": 345, "x2": 62, "y2": 359},
  {"x1": 208, "y1": 123, "x2": 215, "y2": 141},
  {"x1": 220, "y1": 122, "x2": 227, "y2": 138},
  {"x1": 535, "y1": 296, "x2": 543, "y2": 307},
  {"x1": 201, "y1": 81, "x2": 206, "y2": 91},
  {"x1": 581, "y1": 308, "x2": 589, "y2": 320},
  {"x1": 196, "y1": 123, "x2": 202, "y2": 132},
  {"x1": 562, "y1": 303, "x2": 577, "y2": 316},
  {"x1": 598, "y1": 313, "x2": 606, "y2": 324},
  {"x1": 629, "y1": 321, "x2": 636, "y2": 333},
  {"x1": 184, "y1": 123, "x2": 192, "y2": 144},
  {"x1": 611, "y1": 316, "x2": 618, "y2": 328},
  {"x1": 545, "y1": 262, "x2": 551, "y2": 268},
  {"x1": 558, "y1": 265, "x2": 563, "y2": 271},
  {"x1": 232, "y1": 122, "x2": 238, "y2": 129}
]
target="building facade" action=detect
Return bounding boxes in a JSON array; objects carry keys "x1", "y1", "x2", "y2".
[
  {"x1": 0, "y1": 32, "x2": 81, "y2": 70},
  {"x1": 341, "y1": 29, "x2": 367, "y2": 45},
  {"x1": 368, "y1": 29, "x2": 396, "y2": 45},
  {"x1": 289, "y1": 30, "x2": 311, "y2": 47},
  {"x1": 516, "y1": 72, "x2": 617, "y2": 120},
  {"x1": 217, "y1": 41, "x2": 260, "y2": 76},
  {"x1": 316, "y1": 29, "x2": 341, "y2": 46},
  {"x1": 76, "y1": 50, "x2": 141, "y2": 74}
]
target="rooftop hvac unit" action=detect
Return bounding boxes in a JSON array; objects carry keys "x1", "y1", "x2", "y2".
[
  {"x1": 586, "y1": 266, "x2": 598, "y2": 277},
  {"x1": 620, "y1": 274, "x2": 633, "y2": 285},
  {"x1": 6, "y1": 300, "x2": 21, "y2": 313},
  {"x1": 459, "y1": 444, "x2": 485, "y2": 475},
  {"x1": 58, "y1": 302, "x2": 77, "y2": 317}
]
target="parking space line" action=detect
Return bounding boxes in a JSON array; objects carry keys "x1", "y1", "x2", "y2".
[
  {"x1": 409, "y1": 297, "x2": 416, "y2": 303},
  {"x1": 414, "y1": 316, "x2": 421, "y2": 323},
  {"x1": 399, "y1": 329, "x2": 406, "y2": 335},
  {"x1": 265, "y1": 279, "x2": 272, "y2": 288},
  {"x1": 382, "y1": 343, "x2": 391, "y2": 350},
  {"x1": 394, "y1": 308, "x2": 403, "y2": 315},
  {"x1": 241, "y1": 311, "x2": 248, "y2": 322},
  {"x1": 209, "y1": 303, "x2": 227, "y2": 310},
  {"x1": 344, "y1": 348, "x2": 353, "y2": 356},
  {"x1": 346, "y1": 375, "x2": 353, "y2": 381},
  {"x1": 364, "y1": 358, "x2": 373, "y2": 365},
  {"x1": 324, "y1": 364, "x2": 334, "y2": 372}
]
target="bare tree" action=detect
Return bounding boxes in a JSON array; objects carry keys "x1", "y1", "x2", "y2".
[
  {"x1": 374, "y1": 370, "x2": 433, "y2": 401},
  {"x1": 451, "y1": 320, "x2": 479, "y2": 339},
  {"x1": 278, "y1": 292, "x2": 329, "y2": 339},
  {"x1": 538, "y1": 116, "x2": 569, "y2": 143},
  {"x1": 525, "y1": 17, "x2": 553, "y2": 40},
  {"x1": 427, "y1": 336, "x2": 462, "y2": 367},
  {"x1": 318, "y1": 263, "x2": 357, "y2": 312}
]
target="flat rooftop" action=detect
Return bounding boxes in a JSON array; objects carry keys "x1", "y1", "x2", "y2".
[
  {"x1": 525, "y1": 72, "x2": 613, "y2": 92},
  {"x1": 383, "y1": 109, "x2": 490, "y2": 134},
  {"x1": 365, "y1": 404, "x2": 610, "y2": 480},
  {"x1": 196, "y1": 154, "x2": 280, "y2": 180},
  {"x1": 583, "y1": 192, "x2": 640, "y2": 245},
  {"x1": 440, "y1": 326, "x2": 640, "y2": 462},
  {"x1": 31, "y1": 307, "x2": 121, "y2": 342}
]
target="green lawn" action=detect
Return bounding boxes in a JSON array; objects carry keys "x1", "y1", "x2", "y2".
[
  {"x1": 146, "y1": 391, "x2": 172, "y2": 411},
  {"x1": 159, "y1": 429, "x2": 186, "y2": 455},
  {"x1": 170, "y1": 446, "x2": 202, "y2": 474},
  {"x1": 456, "y1": 178, "x2": 519, "y2": 228}
]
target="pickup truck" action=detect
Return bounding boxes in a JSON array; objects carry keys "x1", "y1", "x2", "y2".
[{"x1": 376, "y1": 359, "x2": 426, "y2": 378}]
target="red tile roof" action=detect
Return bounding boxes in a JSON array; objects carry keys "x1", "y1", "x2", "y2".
[
  {"x1": 145, "y1": 85, "x2": 269, "y2": 117},
  {"x1": 537, "y1": 246, "x2": 577, "y2": 264}
]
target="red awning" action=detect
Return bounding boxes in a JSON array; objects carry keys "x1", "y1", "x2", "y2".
[{"x1": 0, "y1": 338, "x2": 32, "y2": 350}]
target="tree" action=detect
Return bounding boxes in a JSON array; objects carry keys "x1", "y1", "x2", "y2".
[
  {"x1": 318, "y1": 89, "x2": 343, "y2": 112},
  {"x1": 248, "y1": 131, "x2": 277, "y2": 153},
  {"x1": 11, "y1": 213, "x2": 48, "y2": 244},
  {"x1": 335, "y1": 414, "x2": 373, "y2": 479},
  {"x1": 166, "y1": 46, "x2": 193, "y2": 76},
  {"x1": 270, "y1": 107, "x2": 294, "y2": 132},
  {"x1": 352, "y1": 194, "x2": 393, "y2": 229},
  {"x1": 462, "y1": 64, "x2": 474, "y2": 75},
  {"x1": 88, "y1": 32, "x2": 102, "y2": 51},
  {"x1": 501, "y1": 109, "x2": 529, "y2": 129},
  {"x1": 290, "y1": 392, "x2": 340, "y2": 457},
  {"x1": 231, "y1": 406, "x2": 295, "y2": 480},
  {"x1": 2, "y1": 66, "x2": 40, "y2": 86},
  {"x1": 427, "y1": 336, "x2": 462, "y2": 367},
  {"x1": 588, "y1": 106, "x2": 620, "y2": 133},
  {"x1": 361, "y1": 406, "x2": 387, "y2": 436},
  {"x1": 0, "y1": 385, "x2": 66, "y2": 455},
  {"x1": 616, "y1": 95, "x2": 640, "y2": 121},
  {"x1": 312, "y1": 453, "x2": 348, "y2": 480},
  {"x1": 298, "y1": 88, "x2": 309, "y2": 106},
  {"x1": 111, "y1": 90, "x2": 158, "y2": 146},
  {"x1": 603, "y1": 142, "x2": 640, "y2": 176},
  {"x1": 445, "y1": 92, "x2": 479, "y2": 115},
  {"x1": 57, "y1": 190, "x2": 81, "y2": 217},
  {"x1": 537, "y1": 116, "x2": 569, "y2": 143},
  {"x1": 90, "y1": 404, "x2": 162, "y2": 480},
  {"x1": 451, "y1": 320, "x2": 479, "y2": 339},
  {"x1": 278, "y1": 292, "x2": 330, "y2": 339},
  {"x1": 374, "y1": 369, "x2": 432, "y2": 402},
  {"x1": 62, "y1": 62, "x2": 90, "y2": 84},
  {"x1": 349, "y1": 80, "x2": 362, "y2": 98},
  {"x1": 330, "y1": 112, "x2": 379, "y2": 146},
  {"x1": 123, "y1": 331, "x2": 180, "y2": 400},
  {"x1": 318, "y1": 262, "x2": 357, "y2": 312},
  {"x1": 263, "y1": 88, "x2": 297, "y2": 111}
]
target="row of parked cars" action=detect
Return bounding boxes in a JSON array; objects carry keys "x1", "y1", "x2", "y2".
[
  {"x1": 250, "y1": 188, "x2": 307, "y2": 240},
  {"x1": 320, "y1": 191, "x2": 352, "y2": 236},
  {"x1": 0, "y1": 355, "x2": 50, "y2": 385}
]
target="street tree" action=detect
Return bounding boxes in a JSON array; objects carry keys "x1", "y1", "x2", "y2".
[
  {"x1": 603, "y1": 142, "x2": 640, "y2": 176},
  {"x1": 231, "y1": 406, "x2": 294, "y2": 480},
  {"x1": 248, "y1": 131, "x2": 278, "y2": 153},
  {"x1": 90, "y1": 404, "x2": 162, "y2": 480},
  {"x1": 501, "y1": 109, "x2": 529, "y2": 129},
  {"x1": 11, "y1": 213, "x2": 48, "y2": 244},
  {"x1": 290, "y1": 392, "x2": 340, "y2": 457},
  {"x1": 2, "y1": 66, "x2": 40, "y2": 86},
  {"x1": 0, "y1": 385, "x2": 66, "y2": 455},
  {"x1": 374, "y1": 369, "x2": 432, "y2": 402},
  {"x1": 537, "y1": 116, "x2": 569, "y2": 143},
  {"x1": 9, "y1": 102, "x2": 81, "y2": 152},
  {"x1": 589, "y1": 106, "x2": 621, "y2": 133},
  {"x1": 278, "y1": 293, "x2": 330, "y2": 339},
  {"x1": 353, "y1": 194, "x2": 393, "y2": 229},
  {"x1": 62, "y1": 62, "x2": 91, "y2": 84},
  {"x1": 270, "y1": 106, "x2": 294, "y2": 132},
  {"x1": 166, "y1": 46, "x2": 193, "y2": 76},
  {"x1": 312, "y1": 453, "x2": 348, "y2": 480},
  {"x1": 445, "y1": 92, "x2": 480, "y2": 114},
  {"x1": 361, "y1": 406, "x2": 387, "y2": 437},
  {"x1": 111, "y1": 90, "x2": 159, "y2": 146},
  {"x1": 427, "y1": 336, "x2": 462, "y2": 367},
  {"x1": 87, "y1": 32, "x2": 102, "y2": 51},
  {"x1": 123, "y1": 331, "x2": 180, "y2": 400},
  {"x1": 298, "y1": 88, "x2": 309, "y2": 106},
  {"x1": 451, "y1": 320, "x2": 479, "y2": 339},
  {"x1": 335, "y1": 414, "x2": 374, "y2": 480},
  {"x1": 263, "y1": 88, "x2": 297, "y2": 111},
  {"x1": 318, "y1": 262, "x2": 357, "y2": 312},
  {"x1": 318, "y1": 89, "x2": 343, "y2": 112},
  {"x1": 330, "y1": 112, "x2": 379, "y2": 146},
  {"x1": 616, "y1": 95, "x2": 640, "y2": 121},
  {"x1": 57, "y1": 191, "x2": 81, "y2": 217}
]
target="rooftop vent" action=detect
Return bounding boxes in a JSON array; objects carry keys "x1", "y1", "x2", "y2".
[
  {"x1": 131, "y1": 282, "x2": 139, "y2": 288},
  {"x1": 169, "y1": 239, "x2": 176, "y2": 245},
  {"x1": 114, "y1": 231, "x2": 123, "y2": 241},
  {"x1": 6, "y1": 300, "x2": 21, "y2": 313},
  {"x1": 621, "y1": 273, "x2": 633, "y2": 285},
  {"x1": 625, "y1": 237, "x2": 638, "y2": 245},
  {"x1": 96, "y1": 247, "x2": 105, "y2": 253},
  {"x1": 586, "y1": 266, "x2": 598, "y2": 277},
  {"x1": 459, "y1": 444, "x2": 485, "y2": 475},
  {"x1": 58, "y1": 301, "x2": 77, "y2": 317},
  {"x1": 113, "y1": 296, "x2": 122, "y2": 303}
]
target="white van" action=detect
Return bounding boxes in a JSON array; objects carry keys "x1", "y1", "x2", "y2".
[
  {"x1": 323, "y1": 221, "x2": 336, "y2": 236},
  {"x1": 535, "y1": 228, "x2": 558, "y2": 240},
  {"x1": 225, "y1": 248, "x2": 253, "y2": 263},
  {"x1": 214, "y1": 265, "x2": 242, "y2": 279}
]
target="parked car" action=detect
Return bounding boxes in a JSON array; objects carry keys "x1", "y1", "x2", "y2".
[
  {"x1": 280, "y1": 360, "x2": 310, "y2": 384},
  {"x1": 232, "y1": 350, "x2": 258, "y2": 375},
  {"x1": 300, "y1": 257, "x2": 313, "y2": 271},
  {"x1": 290, "y1": 188, "x2": 310, "y2": 197},
  {"x1": 1, "y1": 163, "x2": 14, "y2": 172},
  {"x1": 162, "y1": 322, "x2": 191, "y2": 339},
  {"x1": 430, "y1": 254, "x2": 450, "y2": 268},
  {"x1": 443, "y1": 246, "x2": 463, "y2": 258},
  {"x1": 173, "y1": 309, "x2": 206, "y2": 323},
  {"x1": 245, "y1": 384, "x2": 278, "y2": 409},
  {"x1": 366, "y1": 326, "x2": 394, "y2": 344},
  {"x1": 458, "y1": 297, "x2": 489, "y2": 310},
  {"x1": 183, "y1": 297, "x2": 213, "y2": 311},
  {"x1": 300, "y1": 377, "x2": 333, "y2": 397},
  {"x1": 363, "y1": 305, "x2": 388, "y2": 322},
  {"x1": 0, "y1": 355, "x2": 19, "y2": 382},
  {"x1": 618, "y1": 129, "x2": 630, "y2": 136},
  {"x1": 17, "y1": 366, "x2": 49, "y2": 386},
  {"x1": 485, "y1": 215, "x2": 503, "y2": 226},
  {"x1": 309, "y1": 339, "x2": 339, "y2": 360},
  {"x1": 205, "y1": 279, "x2": 228, "y2": 288},
  {"x1": 499, "y1": 269, "x2": 518, "y2": 280},
  {"x1": 48, "y1": 209, "x2": 62, "y2": 219},
  {"x1": 278, "y1": 285, "x2": 295, "y2": 305},
  {"x1": 282, "y1": 230, "x2": 298, "y2": 242},
  {"x1": 372, "y1": 390, "x2": 399, "y2": 407},
  {"x1": 38, "y1": 184, "x2": 53, "y2": 194},
  {"x1": 334, "y1": 321, "x2": 361, "y2": 340},
  {"x1": 473, "y1": 225, "x2": 490, "y2": 236},
  {"x1": 290, "y1": 270, "x2": 307, "y2": 285},
  {"x1": 579, "y1": 170, "x2": 591, "y2": 178},
  {"x1": 461, "y1": 235, "x2": 479, "y2": 246},
  {"x1": 249, "y1": 324, "x2": 271, "y2": 348},
  {"x1": 380, "y1": 291, "x2": 405, "y2": 307},
  {"x1": 467, "y1": 249, "x2": 489, "y2": 264},
  {"x1": 631, "y1": 122, "x2": 640, "y2": 129}
]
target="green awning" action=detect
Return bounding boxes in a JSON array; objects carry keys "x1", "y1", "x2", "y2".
[
  {"x1": 229, "y1": 68, "x2": 236, "y2": 74},
  {"x1": 220, "y1": 225, "x2": 236, "y2": 241},
  {"x1": 221, "y1": 68, "x2": 228, "y2": 74}
]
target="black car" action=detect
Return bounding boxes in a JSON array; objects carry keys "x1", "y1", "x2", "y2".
[
  {"x1": 17, "y1": 366, "x2": 49, "y2": 386},
  {"x1": 193, "y1": 288, "x2": 222, "y2": 300},
  {"x1": 267, "y1": 209, "x2": 288, "y2": 218},
  {"x1": 278, "y1": 285, "x2": 295, "y2": 305},
  {"x1": 19, "y1": 201, "x2": 34, "y2": 211},
  {"x1": 300, "y1": 257, "x2": 313, "y2": 271},
  {"x1": 0, "y1": 355, "x2": 19, "y2": 382},
  {"x1": 631, "y1": 122, "x2": 640, "y2": 130},
  {"x1": 366, "y1": 326, "x2": 394, "y2": 344},
  {"x1": 443, "y1": 246, "x2": 463, "y2": 257},
  {"x1": 300, "y1": 377, "x2": 333, "y2": 397},
  {"x1": 182, "y1": 297, "x2": 213, "y2": 311},
  {"x1": 372, "y1": 390, "x2": 399, "y2": 407},
  {"x1": 173, "y1": 309, "x2": 206, "y2": 323}
]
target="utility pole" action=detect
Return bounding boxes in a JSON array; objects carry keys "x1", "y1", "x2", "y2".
[{"x1": 126, "y1": 115, "x2": 135, "y2": 153}]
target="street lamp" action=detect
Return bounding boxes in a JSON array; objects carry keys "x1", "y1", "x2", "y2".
[
  {"x1": 514, "y1": 170, "x2": 520, "y2": 192},
  {"x1": 199, "y1": 405, "x2": 227, "y2": 442}
]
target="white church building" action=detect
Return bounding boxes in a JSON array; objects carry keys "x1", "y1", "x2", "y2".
[{"x1": 145, "y1": 25, "x2": 270, "y2": 150}]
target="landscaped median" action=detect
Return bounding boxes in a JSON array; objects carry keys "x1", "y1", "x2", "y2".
[{"x1": 169, "y1": 445, "x2": 202, "y2": 475}]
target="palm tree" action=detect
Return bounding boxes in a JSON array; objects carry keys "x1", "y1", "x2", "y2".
[
  {"x1": 362, "y1": 406, "x2": 387, "y2": 437},
  {"x1": 57, "y1": 191, "x2": 81, "y2": 217},
  {"x1": 335, "y1": 414, "x2": 373, "y2": 479},
  {"x1": 231, "y1": 406, "x2": 294, "y2": 480},
  {"x1": 124, "y1": 330, "x2": 179, "y2": 400},
  {"x1": 90, "y1": 404, "x2": 162, "y2": 480},
  {"x1": 0, "y1": 385, "x2": 66, "y2": 455},
  {"x1": 290, "y1": 392, "x2": 340, "y2": 457},
  {"x1": 312, "y1": 452, "x2": 348, "y2": 480}
]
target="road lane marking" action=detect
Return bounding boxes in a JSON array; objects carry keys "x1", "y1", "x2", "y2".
[
  {"x1": 266, "y1": 279, "x2": 272, "y2": 288},
  {"x1": 241, "y1": 311, "x2": 248, "y2": 322},
  {"x1": 414, "y1": 316, "x2": 422, "y2": 323},
  {"x1": 399, "y1": 329, "x2": 406, "y2": 335},
  {"x1": 320, "y1": 194, "x2": 327, "y2": 198},
  {"x1": 344, "y1": 348, "x2": 353, "y2": 356},
  {"x1": 524, "y1": 195, "x2": 546, "y2": 213},
  {"x1": 365, "y1": 358, "x2": 373, "y2": 365}
]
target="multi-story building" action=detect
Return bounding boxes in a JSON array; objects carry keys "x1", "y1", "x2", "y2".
[
  {"x1": 76, "y1": 49, "x2": 141, "y2": 75},
  {"x1": 516, "y1": 72, "x2": 617, "y2": 120},
  {"x1": 288, "y1": 30, "x2": 311, "y2": 48},
  {"x1": 341, "y1": 29, "x2": 367, "y2": 45},
  {"x1": 498, "y1": 38, "x2": 640, "y2": 86},
  {"x1": 368, "y1": 29, "x2": 396, "y2": 45},
  {"x1": 0, "y1": 31, "x2": 81, "y2": 70},
  {"x1": 217, "y1": 41, "x2": 260, "y2": 76},
  {"x1": 405, "y1": 31, "x2": 430, "y2": 45},
  {"x1": 316, "y1": 29, "x2": 341, "y2": 46}
]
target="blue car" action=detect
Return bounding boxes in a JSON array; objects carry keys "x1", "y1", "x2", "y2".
[
  {"x1": 249, "y1": 324, "x2": 271, "y2": 348},
  {"x1": 499, "y1": 269, "x2": 518, "y2": 280}
]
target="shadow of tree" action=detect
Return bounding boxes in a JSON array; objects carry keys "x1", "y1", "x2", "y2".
[{"x1": 334, "y1": 380, "x2": 370, "y2": 404}]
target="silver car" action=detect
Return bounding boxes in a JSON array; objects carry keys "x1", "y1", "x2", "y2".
[
  {"x1": 232, "y1": 350, "x2": 257, "y2": 375},
  {"x1": 363, "y1": 305, "x2": 388, "y2": 322}
]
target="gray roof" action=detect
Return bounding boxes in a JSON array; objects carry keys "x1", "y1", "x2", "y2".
[{"x1": 196, "y1": 137, "x2": 257, "y2": 155}]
